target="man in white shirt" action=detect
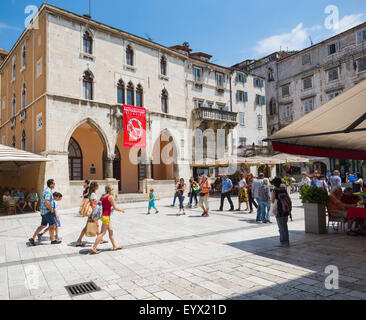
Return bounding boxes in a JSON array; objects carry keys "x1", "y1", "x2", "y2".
[{"x1": 252, "y1": 173, "x2": 264, "y2": 222}]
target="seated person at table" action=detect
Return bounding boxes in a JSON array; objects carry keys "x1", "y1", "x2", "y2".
[
  {"x1": 327, "y1": 187, "x2": 354, "y2": 217},
  {"x1": 2, "y1": 191, "x2": 12, "y2": 211},
  {"x1": 15, "y1": 189, "x2": 26, "y2": 213},
  {"x1": 341, "y1": 187, "x2": 360, "y2": 205},
  {"x1": 328, "y1": 187, "x2": 360, "y2": 234},
  {"x1": 341, "y1": 188, "x2": 365, "y2": 235},
  {"x1": 26, "y1": 188, "x2": 39, "y2": 212}
]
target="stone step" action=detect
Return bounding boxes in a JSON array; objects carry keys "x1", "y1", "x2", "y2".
[{"x1": 115, "y1": 193, "x2": 172, "y2": 204}]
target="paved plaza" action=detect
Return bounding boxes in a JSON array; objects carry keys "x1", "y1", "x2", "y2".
[{"x1": 0, "y1": 193, "x2": 366, "y2": 300}]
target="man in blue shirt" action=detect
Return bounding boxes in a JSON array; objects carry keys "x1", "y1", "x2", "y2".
[
  {"x1": 28, "y1": 179, "x2": 61, "y2": 246},
  {"x1": 219, "y1": 175, "x2": 234, "y2": 211}
]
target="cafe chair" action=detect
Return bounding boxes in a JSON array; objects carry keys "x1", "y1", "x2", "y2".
[
  {"x1": 326, "y1": 209, "x2": 346, "y2": 232},
  {"x1": 6, "y1": 200, "x2": 17, "y2": 215}
]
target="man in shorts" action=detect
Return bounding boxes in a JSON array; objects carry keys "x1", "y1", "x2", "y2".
[
  {"x1": 28, "y1": 179, "x2": 61, "y2": 246},
  {"x1": 199, "y1": 175, "x2": 211, "y2": 217}
]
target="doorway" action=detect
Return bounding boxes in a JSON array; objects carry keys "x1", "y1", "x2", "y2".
[{"x1": 113, "y1": 147, "x2": 122, "y2": 192}]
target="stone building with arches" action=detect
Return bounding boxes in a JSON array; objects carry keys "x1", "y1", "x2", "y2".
[{"x1": 0, "y1": 3, "x2": 267, "y2": 208}]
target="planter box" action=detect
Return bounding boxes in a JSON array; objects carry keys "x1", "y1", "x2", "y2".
[{"x1": 304, "y1": 202, "x2": 327, "y2": 234}]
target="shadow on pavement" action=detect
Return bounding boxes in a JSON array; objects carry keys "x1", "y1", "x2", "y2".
[{"x1": 226, "y1": 232, "x2": 366, "y2": 300}]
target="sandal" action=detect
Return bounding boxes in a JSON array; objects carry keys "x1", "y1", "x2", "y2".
[
  {"x1": 101, "y1": 240, "x2": 109, "y2": 244},
  {"x1": 90, "y1": 249, "x2": 100, "y2": 255},
  {"x1": 76, "y1": 242, "x2": 86, "y2": 247},
  {"x1": 113, "y1": 246, "x2": 123, "y2": 251}
]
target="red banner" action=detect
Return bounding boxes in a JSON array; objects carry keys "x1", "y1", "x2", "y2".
[{"x1": 123, "y1": 105, "x2": 146, "y2": 149}]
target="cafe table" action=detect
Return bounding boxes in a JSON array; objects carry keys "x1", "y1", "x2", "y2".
[{"x1": 348, "y1": 207, "x2": 366, "y2": 226}]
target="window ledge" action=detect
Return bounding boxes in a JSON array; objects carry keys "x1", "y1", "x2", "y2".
[
  {"x1": 124, "y1": 65, "x2": 136, "y2": 72},
  {"x1": 20, "y1": 65, "x2": 26, "y2": 73},
  {"x1": 80, "y1": 52, "x2": 95, "y2": 61},
  {"x1": 159, "y1": 74, "x2": 169, "y2": 81}
]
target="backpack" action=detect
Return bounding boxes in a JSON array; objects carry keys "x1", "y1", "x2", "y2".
[
  {"x1": 277, "y1": 191, "x2": 292, "y2": 217},
  {"x1": 91, "y1": 201, "x2": 103, "y2": 221}
]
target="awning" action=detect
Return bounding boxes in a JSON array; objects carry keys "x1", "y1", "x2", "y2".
[
  {"x1": 271, "y1": 153, "x2": 309, "y2": 164},
  {"x1": 0, "y1": 144, "x2": 50, "y2": 171},
  {"x1": 266, "y1": 79, "x2": 366, "y2": 160}
]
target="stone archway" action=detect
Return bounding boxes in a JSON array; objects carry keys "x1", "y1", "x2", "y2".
[
  {"x1": 67, "y1": 122, "x2": 109, "y2": 181},
  {"x1": 152, "y1": 129, "x2": 180, "y2": 180}
]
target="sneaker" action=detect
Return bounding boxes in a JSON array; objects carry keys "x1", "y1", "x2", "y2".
[
  {"x1": 229, "y1": 208, "x2": 234, "y2": 212},
  {"x1": 29, "y1": 238, "x2": 36, "y2": 246},
  {"x1": 37, "y1": 233, "x2": 43, "y2": 242},
  {"x1": 182, "y1": 212, "x2": 186, "y2": 215},
  {"x1": 147, "y1": 212, "x2": 151, "y2": 215},
  {"x1": 51, "y1": 240, "x2": 62, "y2": 245}
]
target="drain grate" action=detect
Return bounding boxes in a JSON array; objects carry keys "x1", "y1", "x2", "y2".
[{"x1": 65, "y1": 281, "x2": 101, "y2": 297}]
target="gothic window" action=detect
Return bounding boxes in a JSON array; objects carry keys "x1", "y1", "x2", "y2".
[
  {"x1": 83, "y1": 31, "x2": 93, "y2": 54},
  {"x1": 83, "y1": 71, "x2": 93, "y2": 100},
  {"x1": 68, "y1": 137, "x2": 83, "y2": 181}
]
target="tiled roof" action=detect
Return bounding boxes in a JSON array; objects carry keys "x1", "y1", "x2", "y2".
[{"x1": 0, "y1": 48, "x2": 8, "y2": 56}]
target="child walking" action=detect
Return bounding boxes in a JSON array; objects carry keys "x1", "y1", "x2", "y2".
[
  {"x1": 38, "y1": 192, "x2": 63, "y2": 241},
  {"x1": 147, "y1": 189, "x2": 159, "y2": 215}
]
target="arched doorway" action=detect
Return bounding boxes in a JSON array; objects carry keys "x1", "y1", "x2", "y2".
[
  {"x1": 152, "y1": 130, "x2": 179, "y2": 180},
  {"x1": 68, "y1": 137, "x2": 83, "y2": 180},
  {"x1": 67, "y1": 122, "x2": 108, "y2": 181},
  {"x1": 312, "y1": 161, "x2": 327, "y2": 175}
]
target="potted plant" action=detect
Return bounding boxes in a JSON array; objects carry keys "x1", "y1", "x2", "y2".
[
  {"x1": 282, "y1": 162, "x2": 291, "y2": 173},
  {"x1": 306, "y1": 162, "x2": 313, "y2": 168},
  {"x1": 299, "y1": 185, "x2": 329, "y2": 234}
]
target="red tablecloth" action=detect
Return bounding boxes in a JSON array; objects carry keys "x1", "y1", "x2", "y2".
[{"x1": 348, "y1": 207, "x2": 366, "y2": 219}]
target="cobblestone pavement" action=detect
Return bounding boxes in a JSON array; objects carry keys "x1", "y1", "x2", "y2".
[{"x1": 0, "y1": 193, "x2": 365, "y2": 300}]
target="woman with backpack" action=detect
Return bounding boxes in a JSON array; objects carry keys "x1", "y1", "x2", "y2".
[
  {"x1": 270, "y1": 177, "x2": 292, "y2": 247},
  {"x1": 91, "y1": 185, "x2": 126, "y2": 254},
  {"x1": 76, "y1": 182, "x2": 107, "y2": 247}
]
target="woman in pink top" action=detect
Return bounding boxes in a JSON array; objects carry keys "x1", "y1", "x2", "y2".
[{"x1": 91, "y1": 186, "x2": 125, "y2": 255}]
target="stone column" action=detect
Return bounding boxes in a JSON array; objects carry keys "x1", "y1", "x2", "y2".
[
  {"x1": 105, "y1": 157, "x2": 114, "y2": 179},
  {"x1": 146, "y1": 161, "x2": 152, "y2": 179}
]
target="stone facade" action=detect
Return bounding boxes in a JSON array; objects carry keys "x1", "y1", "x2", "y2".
[
  {"x1": 0, "y1": 3, "x2": 267, "y2": 208},
  {"x1": 236, "y1": 22, "x2": 366, "y2": 178}
]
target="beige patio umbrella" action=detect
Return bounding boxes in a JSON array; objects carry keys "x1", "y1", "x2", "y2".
[
  {"x1": 0, "y1": 144, "x2": 50, "y2": 171},
  {"x1": 265, "y1": 79, "x2": 366, "y2": 160},
  {"x1": 271, "y1": 153, "x2": 309, "y2": 164}
]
